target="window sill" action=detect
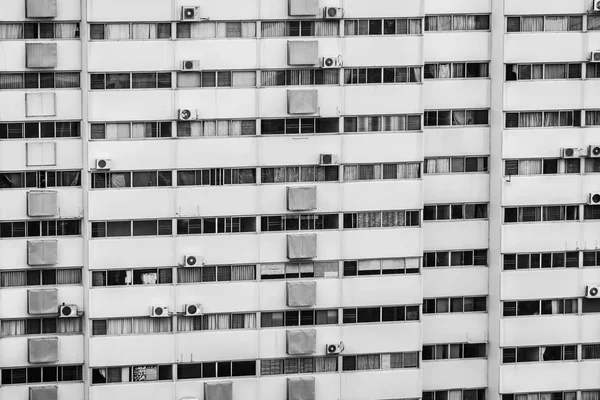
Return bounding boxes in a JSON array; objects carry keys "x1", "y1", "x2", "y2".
[
  {"x1": 423, "y1": 219, "x2": 489, "y2": 222},
  {"x1": 424, "y1": 77, "x2": 490, "y2": 81},
  {"x1": 422, "y1": 357, "x2": 487, "y2": 362},
  {"x1": 423, "y1": 125, "x2": 490, "y2": 129},
  {"x1": 423, "y1": 265, "x2": 488, "y2": 269},
  {"x1": 423, "y1": 311, "x2": 487, "y2": 316}
]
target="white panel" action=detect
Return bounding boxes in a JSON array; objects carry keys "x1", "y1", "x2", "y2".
[
  {"x1": 0, "y1": 286, "x2": 82, "y2": 319},
  {"x1": 505, "y1": 81, "x2": 584, "y2": 111},
  {"x1": 0, "y1": 140, "x2": 81, "y2": 170},
  {"x1": 26, "y1": 93, "x2": 56, "y2": 117},
  {"x1": 88, "y1": 42, "x2": 175, "y2": 72},
  {"x1": 423, "y1": 221, "x2": 489, "y2": 251},
  {"x1": 341, "y1": 229, "x2": 422, "y2": 259},
  {"x1": 0, "y1": 41, "x2": 81, "y2": 73},
  {"x1": 422, "y1": 314, "x2": 488, "y2": 343},
  {"x1": 176, "y1": 40, "x2": 258, "y2": 70},
  {"x1": 341, "y1": 275, "x2": 422, "y2": 306},
  {"x1": 0, "y1": 383, "x2": 84, "y2": 400},
  {"x1": 424, "y1": 127, "x2": 489, "y2": 158},
  {"x1": 501, "y1": 269, "x2": 584, "y2": 300},
  {"x1": 424, "y1": 32, "x2": 490, "y2": 62},
  {"x1": 89, "y1": 91, "x2": 173, "y2": 121},
  {"x1": 0, "y1": 238, "x2": 83, "y2": 271},
  {"x1": 501, "y1": 316, "x2": 581, "y2": 347},
  {"x1": 26, "y1": 142, "x2": 56, "y2": 166},
  {"x1": 424, "y1": 80, "x2": 490, "y2": 109},
  {"x1": 343, "y1": 85, "x2": 422, "y2": 115},
  {"x1": 0, "y1": 0, "x2": 80, "y2": 20},
  {"x1": 260, "y1": 87, "x2": 339, "y2": 119},
  {"x1": 90, "y1": 335, "x2": 175, "y2": 366},
  {"x1": 423, "y1": 174, "x2": 490, "y2": 203},
  {"x1": 343, "y1": 0, "x2": 422, "y2": 18},
  {"x1": 501, "y1": 223, "x2": 600, "y2": 253},
  {"x1": 503, "y1": 175, "x2": 600, "y2": 206},
  {"x1": 501, "y1": 363, "x2": 580, "y2": 393},
  {"x1": 423, "y1": 267, "x2": 489, "y2": 297},
  {"x1": 90, "y1": 382, "x2": 175, "y2": 400},
  {"x1": 342, "y1": 37, "x2": 422, "y2": 66},
  {"x1": 423, "y1": 360, "x2": 488, "y2": 390},
  {"x1": 425, "y1": 0, "x2": 491, "y2": 13},
  {"x1": 504, "y1": 34, "x2": 584, "y2": 63},
  {"x1": 88, "y1": 0, "x2": 172, "y2": 21},
  {"x1": 0, "y1": 189, "x2": 82, "y2": 220},
  {"x1": 505, "y1": 0, "x2": 587, "y2": 15},
  {"x1": 341, "y1": 370, "x2": 422, "y2": 400}
]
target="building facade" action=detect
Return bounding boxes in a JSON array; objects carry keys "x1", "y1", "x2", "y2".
[{"x1": 0, "y1": 0, "x2": 599, "y2": 399}]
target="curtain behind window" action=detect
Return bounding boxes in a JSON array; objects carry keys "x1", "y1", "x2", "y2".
[
  {"x1": 1, "y1": 320, "x2": 25, "y2": 336},
  {"x1": 55, "y1": 23, "x2": 78, "y2": 38},
  {"x1": 544, "y1": 16, "x2": 567, "y2": 31},
  {"x1": 519, "y1": 112, "x2": 543, "y2": 127},
  {"x1": 58, "y1": 318, "x2": 81, "y2": 333},
  {"x1": 106, "y1": 24, "x2": 130, "y2": 39},
  {"x1": 232, "y1": 265, "x2": 255, "y2": 280},
  {"x1": 191, "y1": 22, "x2": 216, "y2": 38},
  {"x1": 0, "y1": 24, "x2": 23, "y2": 39},
  {"x1": 132, "y1": 24, "x2": 155, "y2": 39},
  {"x1": 232, "y1": 71, "x2": 256, "y2": 87},
  {"x1": 56, "y1": 269, "x2": 81, "y2": 284},
  {"x1": 262, "y1": 22, "x2": 285, "y2": 37},
  {"x1": 314, "y1": 21, "x2": 338, "y2": 36},
  {"x1": 241, "y1": 22, "x2": 255, "y2": 37},
  {"x1": 2, "y1": 271, "x2": 26, "y2": 287},
  {"x1": 521, "y1": 17, "x2": 543, "y2": 32}
]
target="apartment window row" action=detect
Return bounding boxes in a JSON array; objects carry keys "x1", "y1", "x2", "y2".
[
  {"x1": 1, "y1": 268, "x2": 82, "y2": 288},
  {"x1": 502, "y1": 392, "x2": 576, "y2": 400},
  {"x1": 502, "y1": 205, "x2": 600, "y2": 223},
  {"x1": 177, "y1": 21, "x2": 256, "y2": 39},
  {"x1": 261, "y1": 214, "x2": 339, "y2": 231},
  {"x1": 342, "y1": 258, "x2": 420, "y2": 276},
  {"x1": 2, "y1": 366, "x2": 82, "y2": 385},
  {"x1": 178, "y1": 70, "x2": 256, "y2": 88},
  {"x1": 424, "y1": 250, "x2": 488, "y2": 268},
  {"x1": 422, "y1": 343, "x2": 487, "y2": 360},
  {"x1": 92, "y1": 364, "x2": 173, "y2": 384},
  {"x1": 503, "y1": 252, "x2": 580, "y2": 270},
  {"x1": 343, "y1": 210, "x2": 421, "y2": 229},
  {"x1": 177, "y1": 217, "x2": 257, "y2": 235},
  {"x1": 343, "y1": 163, "x2": 421, "y2": 181},
  {"x1": 90, "y1": 121, "x2": 172, "y2": 139},
  {"x1": 502, "y1": 345, "x2": 577, "y2": 363},
  {"x1": 91, "y1": 220, "x2": 173, "y2": 238},
  {"x1": 90, "y1": 317, "x2": 171, "y2": 336},
  {"x1": 342, "y1": 305, "x2": 420, "y2": 324},
  {"x1": 345, "y1": 19, "x2": 422, "y2": 36},
  {"x1": 178, "y1": 265, "x2": 256, "y2": 283},
  {"x1": 423, "y1": 297, "x2": 487, "y2": 314},
  {"x1": 425, "y1": 15, "x2": 489, "y2": 31},
  {"x1": 261, "y1": 165, "x2": 339, "y2": 183},
  {"x1": 90, "y1": 22, "x2": 171, "y2": 40},
  {"x1": 91, "y1": 171, "x2": 171, "y2": 189},
  {"x1": 0, "y1": 22, "x2": 80, "y2": 39},
  {"x1": 0, "y1": 121, "x2": 80, "y2": 140},
  {"x1": 263, "y1": 115, "x2": 422, "y2": 135},
  {"x1": 505, "y1": 110, "x2": 581, "y2": 128},
  {"x1": 90, "y1": 72, "x2": 171, "y2": 90},
  {"x1": 178, "y1": 313, "x2": 257, "y2": 332},
  {"x1": 261, "y1": 117, "x2": 338, "y2": 135},
  {"x1": 506, "y1": 15, "x2": 582, "y2": 33},
  {"x1": 260, "y1": 69, "x2": 338, "y2": 87},
  {"x1": 1, "y1": 317, "x2": 82, "y2": 337},
  {"x1": 0, "y1": 220, "x2": 81, "y2": 238},
  {"x1": 504, "y1": 158, "x2": 585, "y2": 176},
  {"x1": 506, "y1": 63, "x2": 581, "y2": 81},
  {"x1": 261, "y1": 356, "x2": 337, "y2": 375},
  {"x1": 177, "y1": 119, "x2": 255, "y2": 137},
  {"x1": 261, "y1": 309, "x2": 338, "y2": 327},
  {"x1": 424, "y1": 157, "x2": 489, "y2": 174},
  {"x1": 261, "y1": 20, "x2": 338, "y2": 37},
  {"x1": 424, "y1": 62, "x2": 489, "y2": 79},
  {"x1": 0, "y1": 72, "x2": 80, "y2": 90},
  {"x1": 0, "y1": 170, "x2": 81, "y2": 189},
  {"x1": 177, "y1": 168, "x2": 256, "y2": 186},
  {"x1": 424, "y1": 203, "x2": 489, "y2": 221},
  {"x1": 343, "y1": 67, "x2": 422, "y2": 84},
  {"x1": 424, "y1": 109, "x2": 489, "y2": 127},
  {"x1": 260, "y1": 261, "x2": 337, "y2": 280},
  {"x1": 91, "y1": 268, "x2": 172, "y2": 287},
  {"x1": 503, "y1": 299, "x2": 578, "y2": 317},
  {"x1": 342, "y1": 352, "x2": 419, "y2": 371},
  {"x1": 424, "y1": 389, "x2": 486, "y2": 400}
]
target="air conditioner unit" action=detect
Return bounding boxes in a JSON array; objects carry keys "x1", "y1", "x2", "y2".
[
  {"x1": 184, "y1": 303, "x2": 204, "y2": 316},
  {"x1": 181, "y1": 6, "x2": 199, "y2": 20},
  {"x1": 561, "y1": 148, "x2": 580, "y2": 158},
  {"x1": 323, "y1": 7, "x2": 343, "y2": 19},
  {"x1": 181, "y1": 60, "x2": 200, "y2": 71},
  {"x1": 59, "y1": 304, "x2": 78, "y2": 318},
  {"x1": 589, "y1": 145, "x2": 600, "y2": 158},
  {"x1": 589, "y1": 193, "x2": 600, "y2": 205},
  {"x1": 326, "y1": 342, "x2": 344, "y2": 355},
  {"x1": 591, "y1": 51, "x2": 600, "y2": 63},
  {"x1": 95, "y1": 158, "x2": 112, "y2": 170},
  {"x1": 586, "y1": 285, "x2": 600, "y2": 298},
  {"x1": 321, "y1": 56, "x2": 341, "y2": 68},
  {"x1": 319, "y1": 153, "x2": 338, "y2": 165},
  {"x1": 595, "y1": 1, "x2": 600, "y2": 12},
  {"x1": 183, "y1": 254, "x2": 204, "y2": 267},
  {"x1": 178, "y1": 109, "x2": 198, "y2": 121},
  {"x1": 150, "y1": 305, "x2": 169, "y2": 318}
]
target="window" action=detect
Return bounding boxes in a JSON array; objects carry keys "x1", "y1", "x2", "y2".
[
  {"x1": 424, "y1": 390, "x2": 486, "y2": 400},
  {"x1": 343, "y1": 257, "x2": 420, "y2": 276},
  {"x1": 261, "y1": 309, "x2": 337, "y2": 327},
  {"x1": 423, "y1": 297, "x2": 487, "y2": 314},
  {"x1": 261, "y1": 69, "x2": 339, "y2": 86},
  {"x1": 343, "y1": 114, "x2": 421, "y2": 132},
  {"x1": 261, "y1": 165, "x2": 339, "y2": 183},
  {"x1": 0, "y1": 72, "x2": 80, "y2": 90},
  {"x1": 178, "y1": 70, "x2": 256, "y2": 88},
  {"x1": 502, "y1": 392, "x2": 575, "y2": 400},
  {"x1": 504, "y1": 158, "x2": 581, "y2": 176},
  {"x1": 424, "y1": 250, "x2": 488, "y2": 267},
  {"x1": 177, "y1": 168, "x2": 256, "y2": 186},
  {"x1": 343, "y1": 163, "x2": 421, "y2": 181},
  {"x1": 504, "y1": 205, "x2": 580, "y2": 223},
  {"x1": 0, "y1": 22, "x2": 80, "y2": 39},
  {"x1": 90, "y1": 22, "x2": 171, "y2": 40},
  {"x1": 1, "y1": 268, "x2": 81, "y2": 288},
  {"x1": 502, "y1": 299, "x2": 578, "y2": 316},
  {"x1": 260, "y1": 214, "x2": 338, "y2": 231},
  {"x1": 345, "y1": 18, "x2": 422, "y2": 36},
  {"x1": 342, "y1": 210, "x2": 421, "y2": 229},
  {"x1": 425, "y1": 62, "x2": 489, "y2": 79},
  {"x1": 502, "y1": 345, "x2": 578, "y2": 363},
  {"x1": 426, "y1": 15, "x2": 489, "y2": 31},
  {"x1": 177, "y1": 217, "x2": 256, "y2": 235},
  {"x1": 504, "y1": 251, "x2": 580, "y2": 270},
  {"x1": 505, "y1": 110, "x2": 581, "y2": 128},
  {"x1": 423, "y1": 204, "x2": 488, "y2": 221},
  {"x1": 506, "y1": 63, "x2": 581, "y2": 81},
  {"x1": 422, "y1": 343, "x2": 486, "y2": 360},
  {"x1": 91, "y1": 121, "x2": 171, "y2": 140},
  {"x1": 261, "y1": 20, "x2": 338, "y2": 37},
  {"x1": 0, "y1": 121, "x2": 80, "y2": 140},
  {"x1": 90, "y1": 317, "x2": 172, "y2": 336},
  {"x1": 176, "y1": 21, "x2": 256, "y2": 38},
  {"x1": 508, "y1": 15, "x2": 582, "y2": 32},
  {"x1": 92, "y1": 170, "x2": 172, "y2": 188},
  {"x1": 1, "y1": 365, "x2": 82, "y2": 384},
  {"x1": 90, "y1": 72, "x2": 171, "y2": 89},
  {"x1": 91, "y1": 268, "x2": 172, "y2": 287},
  {"x1": 260, "y1": 356, "x2": 337, "y2": 375},
  {"x1": 261, "y1": 117, "x2": 339, "y2": 135},
  {"x1": 177, "y1": 119, "x2": 255, "y2": 137},
  {"x1": 91, "y1": 220, "x2": 172, "y2": 238},
  {"x1": 0, "y1": 219, "x2": 81, "y2": 238},
  {"x1": 1, "y1": 317, "x2": 82, "y2": 336},
  {"x1": 424, "y1": 110, "x2": 489, "y2": 127},
  {"x1": 178, "y1": 265, "x2": 256, "y2": 283},
  {"x1": 341, "y1": 352, "x2": 419, "y2": 371},
  {"x1": 92, "y1": 364, "x2": 172, "y2": 384},
  {"x1": 342, "y1": 305, "x2": 419, "y2": 324},
  {"x1": 260, "y1": 261, "x2": 339, "y2": 280},
  {"x1": 0, "y1": 170, "x2": 81, "y2": 189},
  {"x1": 344, "y1": 66, "x2": 422, "y2": 84}
]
